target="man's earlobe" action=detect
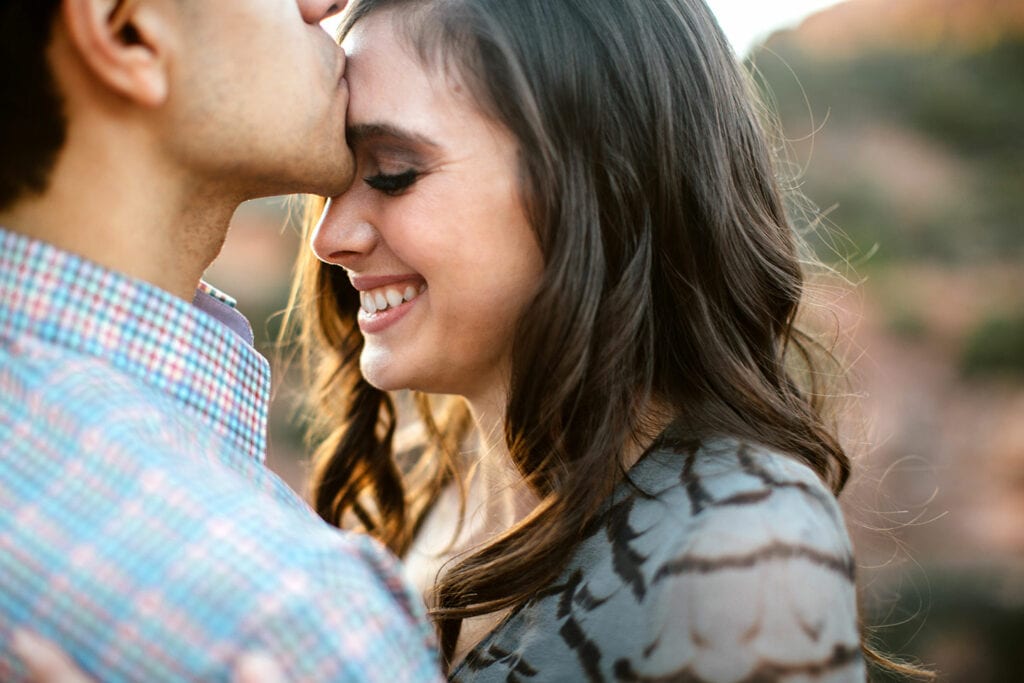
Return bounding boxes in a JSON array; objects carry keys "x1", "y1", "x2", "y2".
[{"x1": 61, "y1": 0, "x2": 172, "y2": 108}]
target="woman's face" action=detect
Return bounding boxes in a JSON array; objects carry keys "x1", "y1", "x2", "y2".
[{"x1": 312, "y1": 10, "x2": 544, "y2": 405}]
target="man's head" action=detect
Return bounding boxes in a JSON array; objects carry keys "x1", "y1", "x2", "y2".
[{"x1": 0, "y1": 0, "x2": 353, "y2": 214}]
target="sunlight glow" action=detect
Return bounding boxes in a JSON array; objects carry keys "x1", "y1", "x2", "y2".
[
  {"x1": 322, "y1": 1, "x2": 846, "y2": 56},
  {"x1": 707, "y1": 0, "x2": 846, "y2": 55}
]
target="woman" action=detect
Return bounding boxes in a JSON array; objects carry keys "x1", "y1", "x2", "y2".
[{"x1": 293, "y1": 0, "x2": 879, "y2": 680}]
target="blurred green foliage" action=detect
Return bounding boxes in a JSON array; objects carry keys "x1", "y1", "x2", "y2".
[
  {"x1": 755, "y1": 26, "x2": 1024, "y2": 682},
  {"x1": 960, "y1": 312, "x2": 1024, "y2": 379},
  {"x1": 751, "y1": 37, "x2": 1024, "y2": 264},
  {"x1": 866, "y1": 568, "x2": 1024, "y2": 683},
  {"x1": 885, "y1": 307, "x2": 930, "y2": 341}
]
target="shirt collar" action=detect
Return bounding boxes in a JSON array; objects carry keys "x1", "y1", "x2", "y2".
[
  {"x1": 0, "y1": 227, "x2": 270, "y2": 462},
  {"x1": 192, "y1": 280, "x2": 256, "y2": 346}
]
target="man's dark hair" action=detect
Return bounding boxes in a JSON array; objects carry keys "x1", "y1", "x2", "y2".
[{"x1": 0, "y1": 1, "x2": 67, "y2": 211}]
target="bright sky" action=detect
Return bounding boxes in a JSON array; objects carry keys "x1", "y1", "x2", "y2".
[
  {"x1": 707, "y1": 0, "x2": 846, "y2": 55},
  {"x1": 323, "y1": 0, "x2": 846, "y2": 57}
]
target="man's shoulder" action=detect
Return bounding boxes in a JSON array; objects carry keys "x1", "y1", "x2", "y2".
[
  {"x1": 0, "y1": 484, "x2": 438, "y2": 682},
  {"x1": 1, "y1": 335, "x2": 171, "y2": 434},
  {"x1": 2, "y1": 333, "x2": 341, "y2": 597},
  {"x1": 1, "y1": 338, "x2": 438, "y2": 681}
]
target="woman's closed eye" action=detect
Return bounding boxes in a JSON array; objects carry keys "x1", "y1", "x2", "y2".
[{"x1": 364, "y1": 169, "x2": 420, "y2": 196}]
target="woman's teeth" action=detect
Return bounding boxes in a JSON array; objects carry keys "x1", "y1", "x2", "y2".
[{"x1": 360, "y1": 284, "x2": 426, "y2": 314}]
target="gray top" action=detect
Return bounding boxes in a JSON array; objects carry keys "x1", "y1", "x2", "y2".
[{"x1": 450, "y1": 437, "x2": 865, "y2": 682}]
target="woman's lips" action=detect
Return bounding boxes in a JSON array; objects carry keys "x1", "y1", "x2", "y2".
[
  {"x1": 358, "y1": 282, "x2": 426, "y2": 314},
  {"x1": 350, "y1": 274, "x2": 427, "y2": 334},
  {"x1": 356, "y1": 286, "x2": 424, "y2": 334}
]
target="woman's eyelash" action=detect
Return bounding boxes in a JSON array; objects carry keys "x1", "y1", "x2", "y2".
[{"x1": 363, "y1": 169, "x2": 420, "y2": 195}]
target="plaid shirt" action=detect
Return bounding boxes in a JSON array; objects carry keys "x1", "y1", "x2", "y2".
[{"x1": 0, "y1": 228, "x2": 441, "y2": 682}]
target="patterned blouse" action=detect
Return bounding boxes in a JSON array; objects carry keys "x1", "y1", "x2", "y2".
[{"x1": 451, "y1": 437, "x2": 865, "y2": 682}]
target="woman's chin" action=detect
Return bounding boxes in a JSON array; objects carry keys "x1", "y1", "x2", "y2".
[
  {"x1": 360, "y1": 369, "x2": 401, "y2": 393},
  {"x1": 359, "y1": 352, "x2": 416, "y2": 394}
]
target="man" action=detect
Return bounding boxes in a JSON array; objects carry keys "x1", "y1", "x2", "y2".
[{"x1": 0, "y1": 1, "x2": 440, "y2": 680}]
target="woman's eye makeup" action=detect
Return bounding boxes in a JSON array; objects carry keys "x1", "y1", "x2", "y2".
[{"x1": 363, "y1": 169, "x2": 420, "y2": 196}]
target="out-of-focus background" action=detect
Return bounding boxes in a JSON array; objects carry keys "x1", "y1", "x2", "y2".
[{"x1": 208, "y1": 0, "x2": 1024, "y2": 679}]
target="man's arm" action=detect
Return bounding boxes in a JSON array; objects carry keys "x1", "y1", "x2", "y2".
[
  {"x1": 13, "y1": 532, "x2": 442, "y2": 682},
  {"x1": 14, "y1": 632, "x2": 286, "y2": 683}
]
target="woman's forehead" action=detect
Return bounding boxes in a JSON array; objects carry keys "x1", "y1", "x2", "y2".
[{"x1": 343, "y1": 15, "x2": 489, "y2": 138}]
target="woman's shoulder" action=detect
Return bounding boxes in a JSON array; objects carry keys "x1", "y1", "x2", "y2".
[
  {"x1": 453, "y1": 437, "x2": 865, "y2": 682},
  {"x1": 608, "y1": 437, "x2": 864, "y2": 681},
  {"x1": 627, "y1": 436, "x2": 853, "y2": 563}
]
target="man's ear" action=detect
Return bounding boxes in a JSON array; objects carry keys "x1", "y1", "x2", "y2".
[{"x1": 61, "y1": 0, "x2": 176, "y2": 108}]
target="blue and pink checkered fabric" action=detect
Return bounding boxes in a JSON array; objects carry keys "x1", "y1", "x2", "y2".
[{"x1": 0, "y1": 228, "x2": 441, "y2": 682}]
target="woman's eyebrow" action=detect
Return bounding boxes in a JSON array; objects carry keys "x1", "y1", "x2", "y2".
[{"x1": 346, "y1": 123, "x2": 441, "y2": 149}]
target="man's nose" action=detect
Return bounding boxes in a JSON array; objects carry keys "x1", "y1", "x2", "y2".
[{"x1": 297, "y1": 0, "x2": 346, "y2": 25}]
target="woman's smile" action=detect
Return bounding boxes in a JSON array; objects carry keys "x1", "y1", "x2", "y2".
[{"x1": 354, "y1": 277, "x2": 428, "y2": 334}]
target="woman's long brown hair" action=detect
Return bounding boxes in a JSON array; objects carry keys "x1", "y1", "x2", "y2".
[{"x1": 286, "y1": 0, "x2": 934, "y2": 677}]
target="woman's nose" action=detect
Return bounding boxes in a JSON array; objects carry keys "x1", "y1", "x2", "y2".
[{"x1": 310, "y1": 198, "x2": 378, "y2": 268}]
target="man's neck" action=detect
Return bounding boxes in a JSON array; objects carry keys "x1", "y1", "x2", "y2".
[{"x1": 0, "y1": 121, "x2": 240, "y2": 302}]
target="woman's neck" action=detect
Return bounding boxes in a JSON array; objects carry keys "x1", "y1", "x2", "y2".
[
  {"x1": 462, "y1": 389, "x2": 674, "y2": 525},
  {"x1": 460, "y1": 393, "x2": 536, "y2": 540},
  {"x1": 402, "y1": 390, "x2": 530, "y2": 589}
]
